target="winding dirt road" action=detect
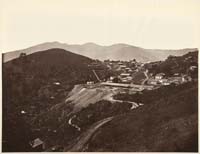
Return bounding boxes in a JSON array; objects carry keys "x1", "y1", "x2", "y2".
[
  {"x1": 65, "y1": 117, "x2": 113, "y2": 152},
  {"x1": 142, "y1": 69, "x2": 149, "y2": 85},
  {"x1": 68, "y1": 115, "x2": 81, "y2": 131}
]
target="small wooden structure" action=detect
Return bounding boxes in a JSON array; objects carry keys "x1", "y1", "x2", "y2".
[{"x1": 29, "y1": 138, "x2": 44, "y2": 152}]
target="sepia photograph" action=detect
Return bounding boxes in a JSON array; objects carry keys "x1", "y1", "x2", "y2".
[{"x1": 1, "y1": 0, "x2": 199, "y2": 152}]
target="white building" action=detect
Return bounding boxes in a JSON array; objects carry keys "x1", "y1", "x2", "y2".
[{"x1": 155, "y1": 73, "x2": 165, "y2": 80}]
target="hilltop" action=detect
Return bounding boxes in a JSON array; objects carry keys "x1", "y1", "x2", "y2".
[
  {"x1": 2, "y1": 48, "x2": 110, "y2": 152},
  {"x1": 3, "y1": 41, "x2": 197, "y2": 62},
  {"x1": 145, "y1": 51, "x2": 198, "y2": 77}
]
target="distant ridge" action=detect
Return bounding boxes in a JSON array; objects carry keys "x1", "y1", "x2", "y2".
[{"x1": 2, "y1": 41, "x2": 198, "y2": 63}]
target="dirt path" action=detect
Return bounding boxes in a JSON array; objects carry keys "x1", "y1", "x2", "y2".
[
  {"x1": 105, "y1": 93, "x2": 143, "y2": 109},
  {"x1": 142, "y1": 69, "x2": 149, "y2": 85},
  {"x1": 68, "y1": 115, "x2": 81, "y2": 131},
  {"x1": 65, "y1": 117, "x2": 113, "y2": 152}
]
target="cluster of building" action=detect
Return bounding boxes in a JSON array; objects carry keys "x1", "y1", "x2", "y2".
[
  {"x1": 147, "y1": 73, "x2": 192, "y2": 86},
  {"x1": 104, "y1": 59, "x2": 144, "y2": 84},
  {"x1": 104, "y1": 59, "x2": 143, "y2": 72},
  {"x1": 88, "y1": 58, "x2": 196, "y2": 88}
]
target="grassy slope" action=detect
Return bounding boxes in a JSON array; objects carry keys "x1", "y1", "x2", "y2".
[
  {"x1": 2, "y1": 48, "x2": 95, "y2": 120},
  {"x1": 146, "y1": 51, "x2": 198, "y2": 77},
  {"x1": 2, "y1": 48, "x2": 101, "y2": 152},
  {"x1": 87, "y1": 82, "x2": 198, "y2": 152}
]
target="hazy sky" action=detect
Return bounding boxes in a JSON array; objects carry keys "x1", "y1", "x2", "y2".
[{"x1": 1, "y1": 0, "x2": 200, "y2": 52}]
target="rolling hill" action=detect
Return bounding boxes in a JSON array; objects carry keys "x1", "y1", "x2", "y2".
[
  {"x1": 2, "y1": 48, "x2": 198, "y2": 152},
  {"x1": 85, "y1": 82, "x2": 198, "y2": 152},
  {"x1": 3, "y1": 41, "x2": 197, "y2": 62},
  {"x1": 145, "y1": 51, "x2": 198, "y2": 77},
  {"x1": 2, "y1": 48, "x2": 109, "y2": 152}
]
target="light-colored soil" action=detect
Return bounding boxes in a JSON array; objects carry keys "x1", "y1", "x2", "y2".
[{"x1": 65, "y1": 84, "x2": 141, "y2": 113}]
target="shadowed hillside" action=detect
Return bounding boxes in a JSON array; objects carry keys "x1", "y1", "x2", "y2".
[
  {"x1": 86, "y1": 81, "x2": 198, "y2": 152},
  {"x1": 2, "y1": 48, "x2": 110, "y2": 152}
]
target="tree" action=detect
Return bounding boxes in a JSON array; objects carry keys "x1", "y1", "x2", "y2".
[{"x1": 113, "y1": 77, "x2": 121, "y2": 83}]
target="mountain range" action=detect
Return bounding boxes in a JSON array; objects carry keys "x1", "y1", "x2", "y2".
[{"x1": 3, "y1": 41, "x2": 197, "y2": 63}]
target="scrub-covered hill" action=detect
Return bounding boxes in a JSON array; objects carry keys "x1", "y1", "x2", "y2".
[
  {"x1": 2, "y1": 48, "x2": 109, "y2": 152},
  {"x1": 145, "y1": 51, "x2": 198, "y2": 77},
  {"x1": 85, "y1": 81, "x2": 198, "y2": 152}
]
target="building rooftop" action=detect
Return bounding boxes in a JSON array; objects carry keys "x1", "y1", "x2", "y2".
[
  {"x1": 156, "y1": 73, "x2": 165, "y2": 76},
  {"x1": 30, "y1": 138, "x2": 43, "y2": 148},
  {"x1": 120, "y1": 73, "x2": 131, "y2": 76}
]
